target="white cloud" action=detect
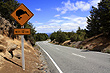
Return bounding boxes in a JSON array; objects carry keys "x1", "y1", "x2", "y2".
[
  {"x1": 48, "y1": 19, "x2": 63, "y2": 24},
  {"x1": 62, "y1": 15, "x2": 87, "y2": 29},
  {"x1": 54, "y1": 14, "x2": 60, "y2": 17},
  {"x1": 90, "y1": 0, "x2": 100, "y2": 8},
  {"x1": 62, "y1": 17, "x2": 71, "y2": 20},
  {"x1": 56, "y1": 0, "x2": 78, "y2": 14},
  {"x1": 35, "y1": 15, "x2": 87, "y2": 33},
  {"x1": 35, "y1": 8, "x2": 41, "y2": 11},
  {"x1": 56, "y1": 7, "x2": 61, "y2": 11},
  {"x1": 76, "y1": 1, "x2": 90, "y2": 11},
  {"x1": 55, "y1": 0, "x2": 100, "y2": 14}
]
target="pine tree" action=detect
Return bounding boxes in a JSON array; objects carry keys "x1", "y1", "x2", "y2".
[
  {"x1": 0, "y1": 0, "x2": 20, "y2": 23},
  {"x1": 86, "y1": 0, "x2": 110, "y2": 37}
]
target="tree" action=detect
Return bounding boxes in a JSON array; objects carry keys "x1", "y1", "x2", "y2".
[
  {"x1": 67, "y1": 31, "x2": 75, "y2": 39},
  {"x1": 35, "y1": 33, "x2": 48, "y2": 41},
  {"x1": 76, "y1": 27, "x2": 87, "y2": 41},
  {"x1": 70, "y1": 33, "x2": 78, "y2": 42},
  {"x1": 56, "y1": 32, "x2": 67, "y2": 43},
  {"x1": 24, "y1": 22, "x2": 37, "y2": 46},
  {"x1": 55, "y1": 29, "x2": 68, "y2": 43},
  {"x1": 50, "y1": 32, "x2": 57, "y2": 41},
  {"x1": 86, "y1": 6, "x2": 101, "y2": 37},
  {"x1": 50, "y1": 29, "x2": 68, "y2": 43},
  {"x1": 0, "y1": 0, "x2": 20, "y2": 23},
  {"x1": 86, "y1": 0, "x2": 110, "y2": 37},
  {"x1": 98, "y1": 0, "x2": 110, "y2": 34}
]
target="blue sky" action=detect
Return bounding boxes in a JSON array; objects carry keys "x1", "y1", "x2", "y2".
[{"x1": 17, "y1": 0, "x2": 100, "y2": 33}]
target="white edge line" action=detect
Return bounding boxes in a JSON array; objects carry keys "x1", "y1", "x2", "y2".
[
  {"x1": 92, "y1": 52, "x2": 110, "y2": 56},
  {"x1": 37, "y1": 43, "x2": 63, "y2": 73},
  {"x1": 72, "y1": 53, "x2": 86, "y2": 58}
]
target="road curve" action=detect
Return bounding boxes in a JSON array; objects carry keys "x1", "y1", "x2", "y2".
[{"x1": 36, "y1": 41, "x2": 110, "y2": 73}]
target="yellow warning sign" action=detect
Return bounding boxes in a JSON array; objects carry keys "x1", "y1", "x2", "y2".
[
  {"x1": 11, "y1": 3, "x2": 34, "y2": 26},
  {"x1": 14, "y1": 28, "x2": 31, "y2": 35}
]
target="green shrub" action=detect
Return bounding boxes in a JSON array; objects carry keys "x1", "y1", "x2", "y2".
[
  {"x1": 105, "y1": 49, "x2": 110, "y2": 54},
  {"x1": 79, "y1": 45, "x2": 83, "y2": 49}
]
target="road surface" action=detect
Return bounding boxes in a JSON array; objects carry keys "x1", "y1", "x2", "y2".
[{"x1": 36, "y1": 41, "x2": 110, "y2": 73}]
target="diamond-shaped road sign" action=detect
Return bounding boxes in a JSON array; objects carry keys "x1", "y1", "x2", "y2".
[
  {"x1": 11, "y1": 3, "x2": 34, "y2": 70},
  {"x1": 11, "y1": 3, "x2": 34, "y2": 26}
]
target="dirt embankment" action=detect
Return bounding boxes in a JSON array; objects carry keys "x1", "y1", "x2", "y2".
[
  {"x1": 51, "y1": 33, "x2": 110, "y2": 53},
  {"x1": 78, "y1": 33, "x2": 110, "y2": 53},
  {"x1": 0, "y1": 16, "x2": 50, "y2": 73},
  {"x1": 0, "y1": 34, "x2": 48, "y2": 73}
]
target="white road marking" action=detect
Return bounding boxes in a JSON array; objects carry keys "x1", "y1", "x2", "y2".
[
  {"x1": 72, "y1": 53, "x2": 86, "y2": 58},
  {"x1": 92, "y1": 52, "x2": 110, "y2": 56},
  {"x1": 37, "y1": 43, "x2": 63, "y2": 73},
  {"x1": 56, "y1": 48, "x2": 60, "y2": 50}
]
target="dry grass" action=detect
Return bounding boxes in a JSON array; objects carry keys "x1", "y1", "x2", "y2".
[{"x1": 0, "y1": 35, "x2": 42, "y2": 73}]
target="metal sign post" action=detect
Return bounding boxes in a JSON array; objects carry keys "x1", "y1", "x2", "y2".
[{"x1": 21, "y1": 26, "x2": 25, "y2": 70}]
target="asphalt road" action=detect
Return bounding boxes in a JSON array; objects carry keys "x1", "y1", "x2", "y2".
[{"x1": 36, "y1": 41, "x2": 110, "y2": 73}]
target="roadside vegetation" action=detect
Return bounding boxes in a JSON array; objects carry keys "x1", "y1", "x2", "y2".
[{"x1": 50, "y1": 27, "x2": 87, "y2": 44}]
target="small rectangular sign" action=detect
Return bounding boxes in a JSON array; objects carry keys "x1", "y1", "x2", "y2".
[{"x1": 14, "y1": 28, "x2": 31, "y2": 35}]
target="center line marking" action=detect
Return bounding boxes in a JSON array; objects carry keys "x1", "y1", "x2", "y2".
[{"x1": 72, "y1": 53, "x2": 86, "y2": 58}]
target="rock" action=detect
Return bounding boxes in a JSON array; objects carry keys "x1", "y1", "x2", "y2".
[
  {"x1": 0, "y1": 16, "x2": 12, "y2": 36},
  {"x1": 7, "y1": 44, "x2": 17, "y2": 58},
  {"x1": 27, "y1": 40, "x2": 32, "y2": 46},
  {"x1": 14, "y1": 54, "x2": 21, "y2": 59},
  {"x1": 51, "y1": 39, "x2": 56, "y2": 43},
  {"x1": 69, "y1": 41, "x2": 76, "y2": 47},
  {"x1": 40, "y1": 64, "x2": 43, "y2": 67},
  {"x1": 74, "y1": 41, "x2": 82, "y2": 48},
  {"x1": 7, "y1": 44, "x2": 17, "y2": 52},
  {"x1": 0, "y1": 16, "x2": 19, "y2": 39},
  {"x1": 55, "y1": 42, "x2": 59, "y2": 44},
  {"x1": 0, "y1": 55, "x2": 4, "y2": 70},
  {"x1": 0, "y1": 35, "x2": 7, "y2": 53},
  {"x1": 32, "y1": 70, "x2": 41, "y2": 73},
  {"x1": 36, "y1": 63, "x2": 39, "y2": 66},
  {"x1": 5, "y1": 50, "x2": 13, "y2": 59},
  {"x1": 0, "y1": 35, "x2": 4, "y2": 40},
  {"x1": 0, "y1": 45, "x2": 6, "y2": 53},
  {"x1": 0, "y1": 39, "x2": 7, "y2": 46},
  {"x1": 81, "y1": 49, "x2": 89, "y2": 52},
  {"x1": 62, "y1": 40, "x2": 71, "y2": 46},
  {"x1": 83, "y1": 43, "x2": 97, "y2": 50},
  {"x1": 38, "y1": 67, "x2": 44, "y2": 70}
]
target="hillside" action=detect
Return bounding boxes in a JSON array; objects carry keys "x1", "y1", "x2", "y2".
[
  {"x1": 78, "y1": 33, "x2": 110, "y2": 53},
  {"x1": 0, "y1": 15, "x2": 49, "y2": 73},
  {"x1": 51, "y1": 33, "x2": 110, "y2": 53},
  {"x1": 0, "y1": 34, "x2": 44, "y2": 73}
]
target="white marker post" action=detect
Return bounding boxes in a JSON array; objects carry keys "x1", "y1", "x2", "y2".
[{"x1": 21, "y1": 26, "x2": 25, "y2": 70}]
